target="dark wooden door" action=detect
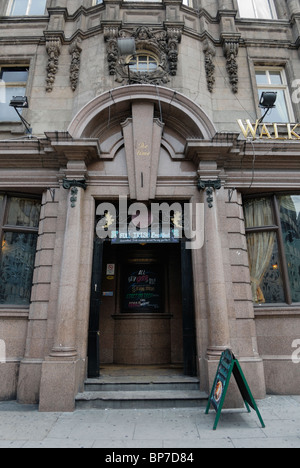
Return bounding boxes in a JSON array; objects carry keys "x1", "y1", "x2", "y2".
[
  {"x1": 181, "y1": 242, "x2": 197, "y2": 376},
  {"x1": 87, "y1": 238, "x2": 104, "y2": 378}
]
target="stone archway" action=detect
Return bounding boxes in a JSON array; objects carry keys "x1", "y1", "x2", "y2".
[{"x1": 68, "y1": 85, "x2": 216, "y2": 141}]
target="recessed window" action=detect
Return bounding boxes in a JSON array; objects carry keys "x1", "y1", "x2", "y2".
[
  {"x1": 128, "y1": 54, "x2": 158, "y2": 73},
  {"x1": 7, "y1": 0, "x2": 47, "y2": 16},
  {"x1": 244, "y1": 194, "x2": 300, "y2": 305},
  {"x1": 255, "y1": 68, "x2": 293, "y2": 123},
  {"x1": 0, "y1": 66, "x2": 29, "y2": 122},
  {"x1": 237, "y1": 0, "x2": 277, "y2": 19},
  {"x1": 0, "y1": 194, "x2": 41, "y2": 306}
]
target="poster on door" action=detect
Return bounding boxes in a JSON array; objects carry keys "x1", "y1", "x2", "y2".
[{"x1": 123, "y1": 264, "x2": 163, "y2": 313}]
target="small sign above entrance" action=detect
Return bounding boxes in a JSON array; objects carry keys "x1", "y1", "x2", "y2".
[{"x1": 111, "y1": 229, "x2": 180, "y2": 244}]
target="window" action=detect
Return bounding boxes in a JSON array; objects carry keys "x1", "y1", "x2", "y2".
[
  {"x1": 244, "y1": 194, "x2": 300, "y2": 305},
  {"x1": 0, "y1": 194, "x2": 41, "y2": 306},
  {"x1": 237, "y1": 0, "x2": 277, "y2": 19},
  {"x1": 128, "y1": 54, "x2": 158, "y2": 73},
  {"x1": 255, "y1": 68, "x2": 292, "y2": 123},
  {"x1": 7, "y1": 0, "x2": 47, "y2": 16},
  {"x1": 0, "y1": 66, "x2": 29, "y2": 122},
  {"x1": 92, "y1": 0, "x2": 103, "y2": 5}
]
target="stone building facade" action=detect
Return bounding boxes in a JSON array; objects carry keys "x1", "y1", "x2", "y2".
[{"x1": 0, "y1": 0, "x2": 299, "y2": 411}]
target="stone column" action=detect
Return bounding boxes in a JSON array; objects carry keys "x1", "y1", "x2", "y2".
[
  {"x1": 198, "y1": 163, "x2": 231, "y2": 389},
  {"x1": 203, "y1": 187, "x2": 231, "y2": 358},
  {"x1": 39, "y1": 176, "x2": 86, "y2": 412}
]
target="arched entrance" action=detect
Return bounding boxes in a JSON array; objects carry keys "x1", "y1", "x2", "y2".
[{"x1": 68, "y1": 85, "x2": 216, "y2": 382}]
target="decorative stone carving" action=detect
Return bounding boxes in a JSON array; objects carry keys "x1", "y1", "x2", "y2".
[
  {"x1": 223, "y1": 38, "x2": 239, "y2": 94},
  {"x1": 45, "y1": 36, "x2": 61, "y2": 93},
  {"x1": 203, "y1": 39, "x2": 216, "y2": 93},
  {"x1": 69, "y1": 38, "x2": 82, "y2": 91},
  {"x1": 198, "y1": 179, "x2": 222, "y2": 208},
  {"x1": 105, "y1": 25, "x2": 182, "y2": 85},
  {"x1": 104, "y1": 26, "x2": 120, "y2": 76},
  {"x1": 62, "y1": 179, "x2": 87, "y2": 208}
]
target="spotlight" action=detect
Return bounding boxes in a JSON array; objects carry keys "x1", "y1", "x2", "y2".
[
  {"x1": 258, "y1": 91, "x2": 277, "y2": 123},
  {"x1": 9, "y1": 96, "x2": 31, "y2": 134}
]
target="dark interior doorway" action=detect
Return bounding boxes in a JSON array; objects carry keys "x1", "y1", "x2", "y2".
[{"x1": 88, "y1": 240, "x2": 197, "y2": 378}]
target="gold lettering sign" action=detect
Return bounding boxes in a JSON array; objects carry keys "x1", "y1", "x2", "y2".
[
  {"x1": 237, "y1": 120, "x2": 300, "y2": 140},
  {"x1": 137, "y1": 142, "x2": 151, "y2": 156}
]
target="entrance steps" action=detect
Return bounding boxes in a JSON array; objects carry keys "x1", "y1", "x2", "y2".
[{"x1": 75, "y1": 366, "x2": 208, "y2": 409}]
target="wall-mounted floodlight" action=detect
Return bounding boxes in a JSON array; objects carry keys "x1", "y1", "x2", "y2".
[
  {"x1": 117, "y1": 38, "x2": 136, "y2": 56},
  {"x1": 117, "y1": 38, "x2": 136, "y2": 84},
  {"x1": 258, "y1": 91, "x2": 277, "y2": 123},
  {"x1": 9, "y1": 96, "x2": 32, "y2": 134}
]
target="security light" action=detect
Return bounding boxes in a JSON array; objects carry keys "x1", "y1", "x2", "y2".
[
  {"x1": 117, "y1": 38, "x2": 136, "y2": 85},
  {"x1": 258, "y1": 91, "x2": 277, "y2": 123},
  {"x1": 259, "y1": 92, "x2": 277, "y2": 109},
  {"x1": 9, "y1": 96, "x2": 29, "y2": 108},
  {"x1": 117, "y1": 38, "x2": 136, "y2": 56},
  {"x1": 9, "y1": 96, "x2": 32, "y2": 134}
]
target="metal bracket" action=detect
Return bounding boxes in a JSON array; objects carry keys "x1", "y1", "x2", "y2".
[
  {"x1": 198, "y1": 179, "x2": 221, "y2": 208},
  {"x1": 62, "y1": 179, "x2": 87, "y2": 208}
]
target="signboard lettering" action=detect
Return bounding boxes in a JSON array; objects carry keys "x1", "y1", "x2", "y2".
[
  {"x1": 123, "y1": 264, "x2": 162, "y2": 313},
  {"x1": 237, "y1": 119, "x2": 300, "y2": 140}
]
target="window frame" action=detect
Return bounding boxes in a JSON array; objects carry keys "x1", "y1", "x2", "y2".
[
  {"x1": 244, "y1": 192, "x2": 300, "y2": 307},
  {"x1": 237, "y1": 0, "x2": 277, "y2": 20},
  {"x1": 127, "y1": 52, "x2": 159, "y2": 73},
  {"x1": 0, "y1": 193, "x2": 41, "y2": 309},
  {"x1": 254, "y1": 66, "x2": 295, "y2": 123},
  {"x1": 7, "y1": 0, "x2": 47, "y2": 16},
  {"x1": 0, "y1": 65, "x2": 29, "y2": 123}
]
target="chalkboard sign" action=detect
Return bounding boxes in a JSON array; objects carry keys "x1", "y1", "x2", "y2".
[
  {"x1": 123, "y1": 264, "x2": 163, "y2": 313},
  {"x1": 206, "y1": 349, "x2": 265, "y2": 430},
  {"x1": 210, "y1": 349, "x2": 233, "y2": 412}
]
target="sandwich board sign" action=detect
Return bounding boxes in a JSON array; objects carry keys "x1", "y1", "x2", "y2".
[{"x1": 205, "y1": 349, "x2": 265, "y2": 430}]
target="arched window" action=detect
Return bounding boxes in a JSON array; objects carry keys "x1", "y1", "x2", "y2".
[{"x1": 128, "y1": 54, "x2": 159, "y2": 73}]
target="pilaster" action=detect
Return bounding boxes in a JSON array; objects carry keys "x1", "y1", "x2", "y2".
[{"x1": 39, "y1": 166, "x2": 86, "y2": 412}]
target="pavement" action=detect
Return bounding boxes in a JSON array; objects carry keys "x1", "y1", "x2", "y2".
[{"x1": 0, "y1": 395, "x2": 300, "y2": 448}]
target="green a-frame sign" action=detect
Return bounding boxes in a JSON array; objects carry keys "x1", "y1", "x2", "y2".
[{"x1": 205, "y1": 349, "x2": 265, "y2": 431}]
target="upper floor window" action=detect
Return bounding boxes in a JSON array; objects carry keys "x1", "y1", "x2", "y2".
[
  {"x1": 237, "y1": 0, "x2": 277, "y2": 19},
  {"x1": 7, "y1": 0, "x2": 47, "y2": 16},
  {"x1": 92, "y1": 0, "x2": 103, "y2": 5},
  {"x1": 0, "y1": 194, "x2": 41, "y2": 307},
  {"x1": 0, "y1": 66, "x2": 29, "y2": 122},
  {"x1": 255, "y1": 68, "x2": 293, "y2": 123},
  {"x1": 128, "y1": 54, "x2": 158, "y2": 73}
]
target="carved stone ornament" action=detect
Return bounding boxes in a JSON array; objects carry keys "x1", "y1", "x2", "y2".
[
  {"x1": 203, "y1": 39, "x2": 216, "y2": 93},
  {"x1": 104, "y1": 25, "x2": 182, "y2": 86},
  {"x1": 69, "y1": 38, "x2": 82, "y2": 91},
  {"x1": 62, "y1": 179, "x2": 87, "y2": 208},
  {"x1": 45, "y1": 36, "x2": 62, "y2": 93},
  {"x1": 223, "y1": 38, "x2": 239, "y2": 94},
  {"x1": 198, "y1": 179, "x2": 222, "y2": 208}
]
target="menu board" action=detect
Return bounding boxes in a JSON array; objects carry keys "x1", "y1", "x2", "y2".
[
  {"x1": 206, "y1": 349, "x2": 266, "y2": 431},
  {"x1": 210, "y1": 349, "x2": 233, "y2": 412},
  {"x1": 123, "y1": 264, "x2": 162, "y2": 313}
]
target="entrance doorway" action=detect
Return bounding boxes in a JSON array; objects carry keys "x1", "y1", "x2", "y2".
[{"x1": 88, "y1": 240, "x2": 197, "y2": 378}]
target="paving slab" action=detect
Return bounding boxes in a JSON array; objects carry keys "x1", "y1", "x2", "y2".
[{"x1": 0, "y1": 396, "x2": 299, "y2": 448}]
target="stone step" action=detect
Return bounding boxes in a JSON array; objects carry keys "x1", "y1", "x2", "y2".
[
  {"x1": 75, "y1": 390, "x2": 208, "y2": 410},
  {"x1": 84, "y1": 378, "x2": 200, "y2": 392}
]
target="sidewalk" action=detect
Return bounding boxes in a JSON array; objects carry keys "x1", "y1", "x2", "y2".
[{"x1": 0, "y1": 395, "x2": 300, "y2": 448}]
